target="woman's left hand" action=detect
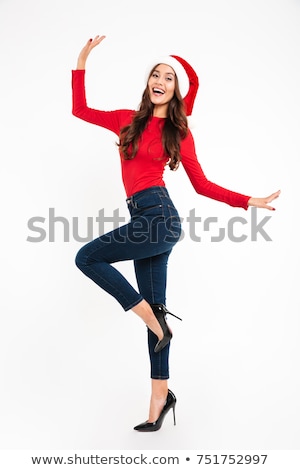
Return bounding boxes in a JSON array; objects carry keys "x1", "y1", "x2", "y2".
[{"x1": 247, "y1": 190, "x2": 281, "y2": 211}]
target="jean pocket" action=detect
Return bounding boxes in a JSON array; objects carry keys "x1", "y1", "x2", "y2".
[
  {"x1": 135, "y1": 193, "x2": 163, "y2": 213},
  {"x1": 164, "y1": 205, "x2": 182, "y2": 239}
]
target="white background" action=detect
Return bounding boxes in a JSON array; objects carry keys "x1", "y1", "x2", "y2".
[{"x1": 0, "y1": 0, "x2": 299, "y2": 455}]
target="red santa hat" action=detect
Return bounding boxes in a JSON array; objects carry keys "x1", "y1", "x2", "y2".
[{"x1": 145, "y1": 54, "x2": 199, "y2": 116}]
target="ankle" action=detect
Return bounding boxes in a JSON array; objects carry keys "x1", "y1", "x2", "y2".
[{"x1": 151, "y1": 381, "x2": 168, "y2": 400}]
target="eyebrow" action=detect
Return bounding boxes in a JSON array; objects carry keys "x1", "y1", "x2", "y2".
[{"x1": 153, "y1": 68, "x2": 175, "y2": 76}]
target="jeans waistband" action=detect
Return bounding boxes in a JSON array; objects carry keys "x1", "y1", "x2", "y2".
[{"x1": 126, "y1": 186, "x2": 169, "y2": 207}]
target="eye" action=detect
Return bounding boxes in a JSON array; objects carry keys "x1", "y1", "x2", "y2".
[
  {"x1": 166, "y1": 76, "x2": 173, "y2": 81},
  {"x1": 152, "y1": 72, "x2": 159, "y2": 78}
]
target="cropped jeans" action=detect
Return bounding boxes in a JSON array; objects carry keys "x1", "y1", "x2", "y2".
[{"x1": 75, "y1": 186, "x2": 182, "y2": 379}]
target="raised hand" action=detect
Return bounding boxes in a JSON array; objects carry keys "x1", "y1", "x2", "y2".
[
  {"x1": 76, "y1": 35, "x2": 106, "y2": 69},
  {"x1": 247, "y1": 189, "x2": 281, "y2": 211}
]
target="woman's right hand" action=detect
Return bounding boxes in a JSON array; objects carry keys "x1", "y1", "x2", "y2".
[{"x1": 76, "y1": 35, "x2": 106, "y2": 69}]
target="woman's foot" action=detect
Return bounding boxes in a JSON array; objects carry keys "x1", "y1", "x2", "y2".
[
  {"x1": 148, "y1": 390, "x2": 168, "y2": 422},
  {"x1": 132, "y1": 300, "x2": 164, "y2": 341},
  {"x1": 134, "y1": 387, "x2": 177, "y2": 432},
  {"x1": 149, "y1": 304, "x2": 173, "y2": 353}
]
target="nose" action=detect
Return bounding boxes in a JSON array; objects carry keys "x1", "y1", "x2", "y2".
[
  {"x1": 155, "y1": 78, "x2": 163, "y2": 88},
  {"x1": 153, "y1": 75, "x2": 163, "y2": 86}
]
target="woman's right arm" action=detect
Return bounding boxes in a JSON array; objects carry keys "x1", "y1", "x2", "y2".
[
  {"x1": 76, "y1": 35, "x2": 106, "y2": 70},
  {"x1": 72, "y1": 35, "x2": 124, "y2": 134}
]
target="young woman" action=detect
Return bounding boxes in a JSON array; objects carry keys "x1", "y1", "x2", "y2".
[{"x1": 72, "y1": 35, "x2": 280, "y2": 432}]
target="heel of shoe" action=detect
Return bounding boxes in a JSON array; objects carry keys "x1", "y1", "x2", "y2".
[
  {"x1": 172, "y1": 404, "x2": 176, "y2": 426},
  {"x1": 151, "y1": 304, "x2": 183, "y2": 321},
  {"x1": 167, "y1": 310, "x2": 182, "y2": 321}
]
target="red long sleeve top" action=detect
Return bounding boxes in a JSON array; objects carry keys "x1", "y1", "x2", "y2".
[{"x1": 72, "y1": 70, "x2": 250, "y2": 210}]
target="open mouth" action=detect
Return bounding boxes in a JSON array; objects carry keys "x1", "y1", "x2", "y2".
[{"x1": 153, "y1": 87, "x2": 165, "y2": 96}]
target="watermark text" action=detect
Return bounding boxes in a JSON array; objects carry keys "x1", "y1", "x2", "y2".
[{"x1": 26, "y1": 207, "x2": 273, "y2": 243}]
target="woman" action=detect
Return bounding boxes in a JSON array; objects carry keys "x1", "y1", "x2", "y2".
[{"x1": 72, "y1": 35, "x2": 280, "y2": 432}]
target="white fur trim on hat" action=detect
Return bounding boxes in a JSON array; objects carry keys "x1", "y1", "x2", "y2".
[{"x1": 145, "y1": 56, "x2": 190, "y2": 97}]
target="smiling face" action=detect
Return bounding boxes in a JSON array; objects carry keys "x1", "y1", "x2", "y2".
[{"x1": 147, "y1": 63, "x2": 176, "y2": 117}]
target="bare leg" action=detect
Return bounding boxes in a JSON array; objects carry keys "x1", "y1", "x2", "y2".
[
  {"x1": 148, "y1": 379, "x2": 168, "y2": 422},
  {"x1": 132, "y1": 299, "x2": 163, "y2": 341}
]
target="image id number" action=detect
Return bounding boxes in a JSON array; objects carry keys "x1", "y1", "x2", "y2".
[{"x1": 197, "y1": 454, "x2": 268, "y2": 465}]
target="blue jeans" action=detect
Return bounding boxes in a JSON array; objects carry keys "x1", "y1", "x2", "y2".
[{"x1": 75, "y1": 186, "x2": 181, "y2": 379}]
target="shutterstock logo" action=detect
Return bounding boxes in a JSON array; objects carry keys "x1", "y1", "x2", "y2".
[{"x1": 26, "y1": 207, "x2": 273, "y2": 243}]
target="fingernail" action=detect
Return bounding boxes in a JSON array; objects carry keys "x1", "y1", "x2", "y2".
[{"x1": 89, "y1": 38, "x2": 92, "y2": 42}]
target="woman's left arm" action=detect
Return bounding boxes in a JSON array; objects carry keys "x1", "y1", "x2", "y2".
[
  {"x1": 180, "y1": 131, "x2": 281, "y2": 210},
  {"x1": 247, "y1": 191, "x2": 281, "y2": 211}
]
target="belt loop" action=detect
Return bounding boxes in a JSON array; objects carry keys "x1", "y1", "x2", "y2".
[{"x1": 126, "y1": 196, "x2": 138, "y2": 209}]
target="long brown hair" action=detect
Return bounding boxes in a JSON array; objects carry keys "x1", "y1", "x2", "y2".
[{"x1": 118, "y1": 65, "x2": 188, "y2": 170}]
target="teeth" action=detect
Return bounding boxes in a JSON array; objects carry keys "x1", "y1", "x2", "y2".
[{"x1": 153, "y1": 88, "x2": 164, "y2": 94}]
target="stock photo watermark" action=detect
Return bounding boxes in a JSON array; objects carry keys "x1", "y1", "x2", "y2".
[{"x1": 26, "y1": 207, "x2": 273, "y2": 243}]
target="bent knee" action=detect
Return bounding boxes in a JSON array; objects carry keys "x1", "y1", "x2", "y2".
[{"x1": 75, "y1": 246, "x2": 87, "y2": 270}]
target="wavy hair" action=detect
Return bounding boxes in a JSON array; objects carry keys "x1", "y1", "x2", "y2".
[{"x1": 118, "y1": 65, "x2": 188, "y2": 170}]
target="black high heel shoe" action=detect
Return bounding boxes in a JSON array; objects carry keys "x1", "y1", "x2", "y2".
[
  {"x1": 150, "y1": 304, "x2": 182, "y2": 353},
  {"x1": 133, "y1": 389, "x2": 177, "y2": 432}
]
